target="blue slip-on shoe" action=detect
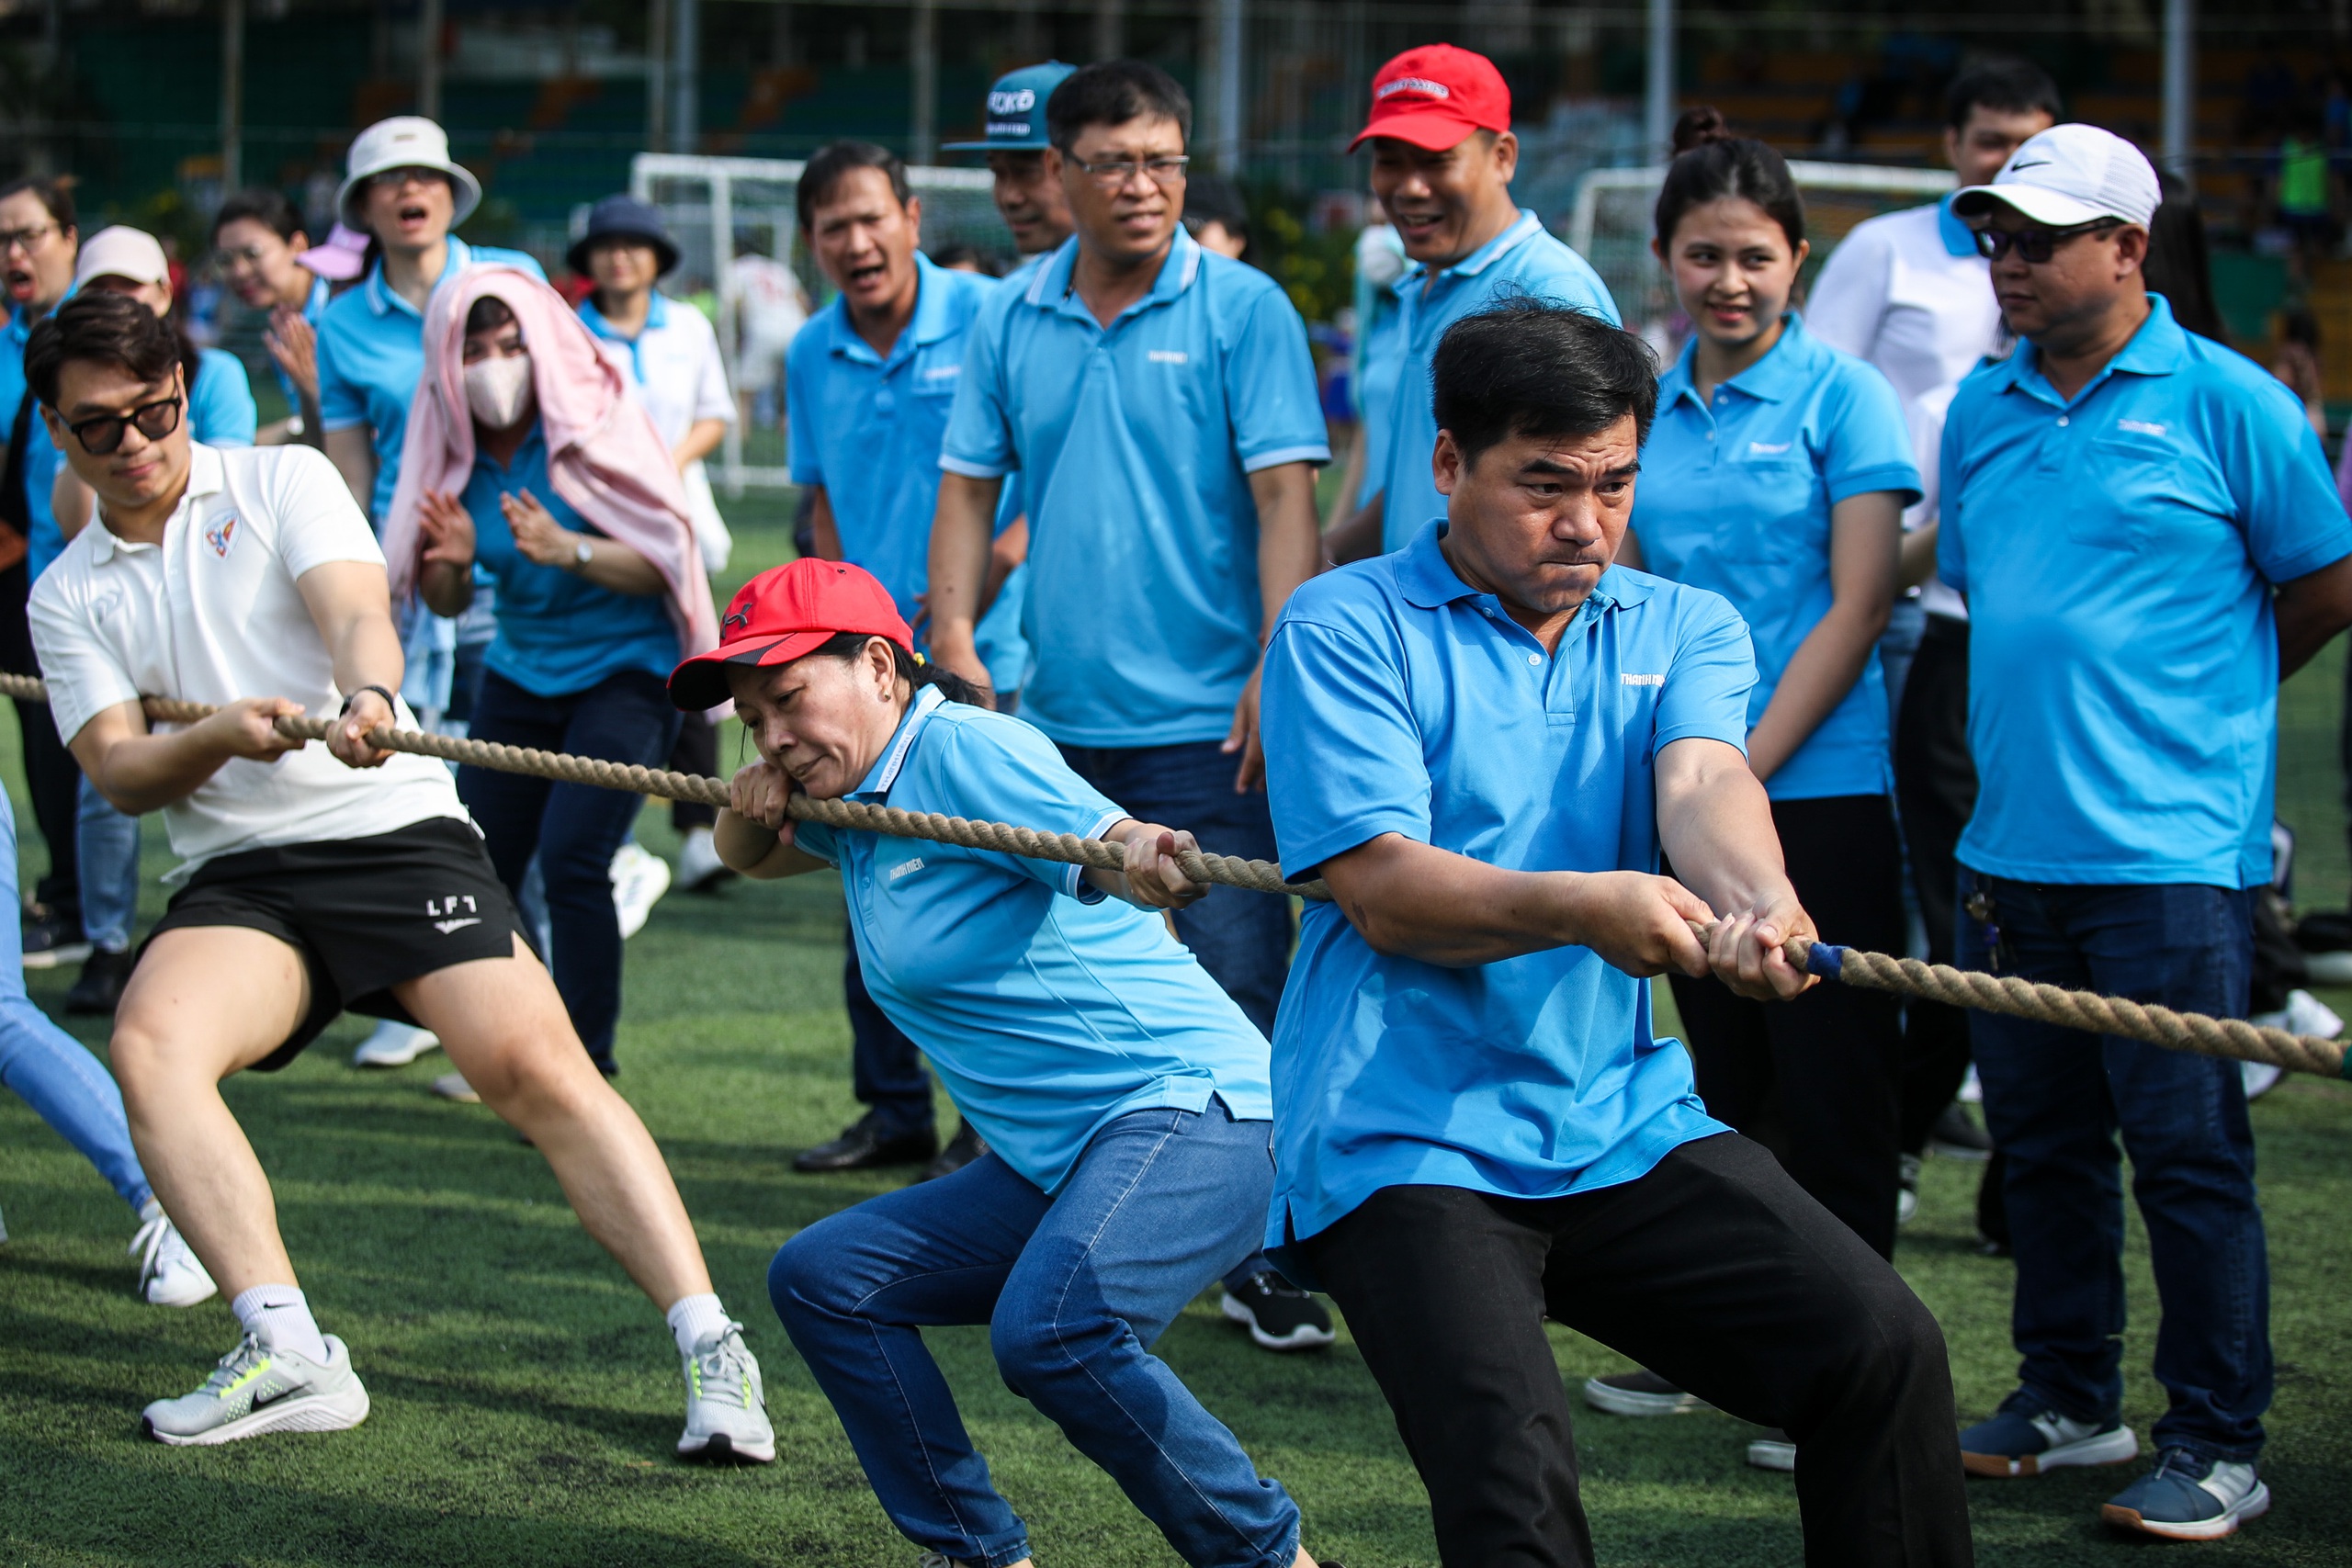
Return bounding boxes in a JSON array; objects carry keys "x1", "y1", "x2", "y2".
[
  {"x1": 1960, "y1": 1389, "x2": 2139, "y2": 1478},
  {"x1": 2103, "y1": 1448, "x2": 2269, "y2": 1540}
]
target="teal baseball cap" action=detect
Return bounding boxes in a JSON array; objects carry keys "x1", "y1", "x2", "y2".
[{"x1": 944, "y1": 61, "x2": 1078, "y2": 152}]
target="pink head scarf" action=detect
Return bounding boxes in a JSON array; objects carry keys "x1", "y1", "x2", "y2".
[{"x1": 381, "y1": 264, "x2": 718, "y2": 662}]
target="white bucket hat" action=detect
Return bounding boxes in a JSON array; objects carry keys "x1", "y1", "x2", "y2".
[
  {"x1": 335, "y1": 116, "x2": 483, "y2": 230},
  {"x1": 1951, "y1": 123, "x2": 2161, "y2": 230}
]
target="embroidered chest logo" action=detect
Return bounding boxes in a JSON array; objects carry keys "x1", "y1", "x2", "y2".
[
  {"x1": 203, "y1": 515, "x2": 237, "y2": 558},
  {"x1": 888, "y1": 856, "x2": 926, "y2": 882},
  {"x1": 1622, "y1": 673, "x2": 1665, "y2": 686}
]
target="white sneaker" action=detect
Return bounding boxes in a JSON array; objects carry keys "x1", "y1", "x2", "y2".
[
  {"x1": 351, "y1": 1019, "x2": 442, "y2": 1068},
  {"x1": 130, "y1": 1201, "x2": 217, "y2": 1307},
  {"x1": 141, "y1": 1331, "x2": 369, "y2": 1446},
  {"x1": 678, "y1": 1323, "x2": 775, "y2": 1463},
  {"x1": 611, "y1": 841, "x2": 673, "y2": 940},
  {"x1": 430, "y1": 1072, "x2": 481, "y2": 1104},
  {"x1": 675, "y1": 826, "x2": 733, "y2": 892}
]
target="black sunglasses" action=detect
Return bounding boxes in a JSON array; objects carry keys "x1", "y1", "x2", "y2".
[
  {"x1": 1973, "y1": 220, "x2": 2122, "y2": 265},
  {"x1": 65, "y1": 396, "x2": 182, "y2": 456}
]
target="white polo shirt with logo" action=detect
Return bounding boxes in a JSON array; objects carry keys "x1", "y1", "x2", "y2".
[{"x1": 29, "y1": 442, "x2": 469, "y2": 880}]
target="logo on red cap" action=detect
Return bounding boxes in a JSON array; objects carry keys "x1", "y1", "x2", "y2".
[{"x1": 1353, "y1": 45, "x2": 1510, "y2": 151}]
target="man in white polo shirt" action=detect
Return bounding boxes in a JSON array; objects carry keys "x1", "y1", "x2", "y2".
[
  {"x1": 24, "y1": 292, "x2": 775, "y2": 1463},
  {"x1": 1804, "y1": 59, "x2": 2059, "y2": 1224}
]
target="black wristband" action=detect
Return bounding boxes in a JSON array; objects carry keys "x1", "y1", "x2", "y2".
[{"x1": 340, "y1": 684, "x2": 398, "y2": 720}]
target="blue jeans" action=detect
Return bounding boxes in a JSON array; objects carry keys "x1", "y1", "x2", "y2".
[
  {"x1": 0, "y1": 805, "x2": 149, "y2": 1213},
  {"x1": 1055, "y1": 739, "x2": 1290, "y2": 1290},
  {"x1": 458, "y1": 669, "x2": 681, "y2": 1066},
  {"x1": 771, "y1": 1097, "x2": 1299, "y2": 1568},
  {"x1": 1958, "y1": 872, "x2": 2270, "y2": 1460},
  {"x1": 75, "y1": 776, "x2": 139, "y2": 953}
]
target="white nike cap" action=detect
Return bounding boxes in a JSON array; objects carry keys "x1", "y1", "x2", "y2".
[{"x1": 1951, "y1": 123, "x2": 2161, "y2": 229}]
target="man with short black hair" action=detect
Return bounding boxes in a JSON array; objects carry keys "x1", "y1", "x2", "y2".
[
  {"x1": 930, "y1": 59, "x2": 1326, "y2": 1047},
  {"x1": 1943, "y1": 123, "x2": 2352, "y2": 1541},
  {"x1": 1260, "y1": 298, "x2": 1971, "y2": 1567},
  {"x1": 786, "y1": 139, "x2": 1001, "y2": 1175},
  {"x1": 1327, "y1": 44, "x2": 1618, "y2": 564},
  {"x1": 25, "y1": 291, "x2": 774, "y2": 1462}
]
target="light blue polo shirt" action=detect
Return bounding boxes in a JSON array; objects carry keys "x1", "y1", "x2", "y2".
[
  {"x1": 1378, "y1": 211, "x2": 1619, "y2": 550},
  {"x1": 0, "y1": 306, "x2": 33, "y2": 437},
  {"x1": 459, "y1": 425, "x2": 679, "y2": 696},
  {"x1": 792, "y1": 684, "x2": 1275, "y2": 1195},
  {"x1": 316, "y1": 237, "x2": 546, "y2": 525},
  {"x1": 1940, "y1": 293, "x2": 2352, "y2": 887},
  {"x1": 1632, "y1": 314, "x2": 1919, "y2": 799},
  {"x1": 942, "y1": 229, "x2": 1330, "y2": 748},
  {"x1": 1259, "y1": 522, "x2": 1746, "y2": 1269},
  {"x1": 787, "y1": 254, "x2": 997, "y2": 631}
]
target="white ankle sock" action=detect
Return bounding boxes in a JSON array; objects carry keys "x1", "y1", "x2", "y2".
[
  {"x1": 665, "y1": 1292, "x2": 731, "y2": 1358},
  {"x1": 231, "y1": 1284, "x2": 330, "y2": 1363}
]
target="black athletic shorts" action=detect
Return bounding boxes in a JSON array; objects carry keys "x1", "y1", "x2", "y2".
[{"x1": 142, "y1": 817, "x2": 530, "y2": 1071}]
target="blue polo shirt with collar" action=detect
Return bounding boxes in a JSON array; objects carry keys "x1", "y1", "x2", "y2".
[
  {"x1": 1632, "y1": 314, "x2": 1919, "y2": 800},
  {"x1": 791, "y1": 683, "x2": 1275, "y2": 1196},
  {"x1": 316, "y1": 237, "x2": 546, "y2": 525},
  {"x1": 1378, "y1": 210, "x2": 1619, "y2": 551},
  {"x1": 942, "y1": 229, "x2": 1330, "y2": 748},
  {"x1": 458, "y1": 424, "x2": 679, "y2": 696},
  {"x1": 1940, "y1": 293, "x2": 2352, "y2": 887},
  {"x1": 1258, "y1": 521, "x2": 1747, "y2": 1273},
  {"x1": 787, "y1": 253, "x2": 998, "y2": 632}
]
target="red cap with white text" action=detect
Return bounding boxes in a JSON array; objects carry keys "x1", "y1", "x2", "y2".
[
  {"x1": 668, "y1": 558, "x2": 913, "y2": 711},
  {"x1": 1351, "y1": 45, "x2": 1511, "y2": 152}
]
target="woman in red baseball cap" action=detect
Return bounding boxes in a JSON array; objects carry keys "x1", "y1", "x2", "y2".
[{"x1": 674, "y1": 558, "x2": 1328, "y2": 1568}]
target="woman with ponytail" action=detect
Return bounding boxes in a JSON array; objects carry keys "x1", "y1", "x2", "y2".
[
  {"x1": 679, "y1": 556, "x2": 1323, "y2": 1568},
  {"x1": 1585, "y1": 108, "x2": 1920, "y2": 1465}
]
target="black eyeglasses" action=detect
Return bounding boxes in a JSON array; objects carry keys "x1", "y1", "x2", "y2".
[
  {"x1": 65, "y1": 396, "x2": 182, "y2": 456},
  {"x1": 1067, "y1": 154, "x2": 1190, "y2": 189},
  {"x1": 1973, "y1": 220, "x2": 2122, "y2": 265}
]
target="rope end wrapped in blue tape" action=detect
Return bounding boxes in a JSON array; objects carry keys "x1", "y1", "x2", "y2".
[{"x1": 1804, "y1": 942, "x2": 1847, "y2": 981}]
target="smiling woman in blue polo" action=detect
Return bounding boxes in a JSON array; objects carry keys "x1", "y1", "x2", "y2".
[
  {"x1": 679, "y1": 558, "x2": 1322, "y2": 1568},
  {"x1": 1616, "y1": 110, "x2": 1920, "y2": 1300}
]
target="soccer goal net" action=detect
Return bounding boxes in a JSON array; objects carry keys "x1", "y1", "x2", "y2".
[
  {"x1": 627, "y1": 152, "x2": 1009, "y2": 491},
  {"x1": 1566, "y1": 161, "x2": 1960, "y2": 354}
]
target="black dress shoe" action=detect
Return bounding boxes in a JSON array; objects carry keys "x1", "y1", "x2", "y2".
[
  {"x1": 64, "y1": 947, "x2": 135, "y2": 1015},
  {"x1": 793, "y1": 1112, "x2": 938, "y2": 1172},
  {"x1": 916, "y1": 1122, "x2": 989, "y2": 1182}
]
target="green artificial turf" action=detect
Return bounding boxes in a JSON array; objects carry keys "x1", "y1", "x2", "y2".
[{"x1": 4, "y1": 501, "x2": 2351, "y2": 1563}]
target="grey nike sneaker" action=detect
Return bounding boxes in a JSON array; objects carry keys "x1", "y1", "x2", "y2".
[
  {"x1": 678, "y1": 1323, "x2": 775, "y2": 1463},
  {"x1": 141, "y1": 1332, "x2": 369, "y2": 1446}
]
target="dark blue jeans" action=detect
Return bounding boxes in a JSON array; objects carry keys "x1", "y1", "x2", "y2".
[
  {"x1": 1957, "y1": 872, "x2": 2270, "y2": 1460},
  {"x1": 458, "y1": 668, "x2": 681, "y2": 1068},
  {"x1": 1057, "y1": 738, "x2": 1292, "y2": 1291},
  {"x1": 770, "y1": 1097, "x2": 1299, "y2": 1568}
]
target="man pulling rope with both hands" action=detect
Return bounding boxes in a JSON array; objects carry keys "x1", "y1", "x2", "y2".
[{"x1": 20, "y1": 290, "x2": 775, "y2": 1461}]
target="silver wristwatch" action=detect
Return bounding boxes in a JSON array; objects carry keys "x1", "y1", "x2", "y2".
[{"x1": 571, "y1": 537, "x2": 594, "y2": 570}]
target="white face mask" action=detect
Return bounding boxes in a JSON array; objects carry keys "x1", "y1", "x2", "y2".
[{"x1": 463, "y1": 352, "x2": 534, "y2": 430}]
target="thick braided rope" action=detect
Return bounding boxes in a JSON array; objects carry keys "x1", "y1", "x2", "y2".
[
  {"x1": 1811, "y1": 944, "x2": 2347, "y2": 1078},
  {"x1": 5, "y1": 671, "x2": 2340, "y2": 1077}
]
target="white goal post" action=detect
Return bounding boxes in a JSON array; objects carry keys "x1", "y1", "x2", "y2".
[
  {"x1": 628, "y1": 152, "x2": 1007, "y2": 492},
  {"x1": 1567, "y1": 160, "x2": 1959, "y2": 350}
]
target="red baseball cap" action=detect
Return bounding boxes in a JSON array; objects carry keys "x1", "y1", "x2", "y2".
[
  {"x1": 668, "y1": 558, "x2": 913, "y2": 711},
  {"x1": 1351, "y1": 45, "x2": 1511, "y2": 152}
]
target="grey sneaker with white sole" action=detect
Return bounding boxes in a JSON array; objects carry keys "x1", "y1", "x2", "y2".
[
  {"x1": 141, "y1": 1332, "x2": 369, "y2": 1446},
  {"x1": 1582, "y1": 1368, "x2": 1713, "y2": 1416},
  {"x1": 678, "y1": 1323, "x2": 775, "y2": 1463}
]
